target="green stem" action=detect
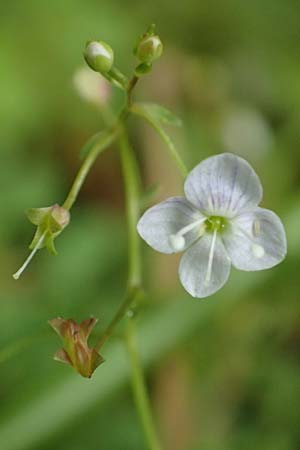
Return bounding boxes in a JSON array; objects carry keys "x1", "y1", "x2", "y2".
[
  {"x1": 62, "y1": 126, "x2": 120, "y2": 211},
  {"x1": 119, "y1": 130, "x2": 162, "y2": 450},
  {"x1": 95, "y1": 285, "x2": 141, "y2": 351},
  {"x1": 94, "y1": 119, "x2": 142, "y2": 350},
  {"x1": 125, "y1": 318, "x2": 162, "y2": 450},
  {"x1": 95, "y1": 125, "x2": 161, "y2": 449},
  {"x1": 108, "y1": 67, "x2": 128, "y2": 90},
  {"x1": 119, "y1": 131, "x2": 141, "y2": 286},
  {"x1": 127, "y1": 76, "x2": 139, "y2": 107}
]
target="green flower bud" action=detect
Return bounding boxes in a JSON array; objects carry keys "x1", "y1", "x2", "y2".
[
  {"x1": 49, "y1": 317, "x2": 104, "y2": 378},
  {"x1": 136, "y1": 35, "x2": 163, "y2": 64},
  {"x1": 84, "y1": 40, "x2": 114, "y2": 74}
]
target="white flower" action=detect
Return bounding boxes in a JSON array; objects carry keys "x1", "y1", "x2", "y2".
[{"x1": 137, "y1": 153, "x2": 287, "y2": 298}]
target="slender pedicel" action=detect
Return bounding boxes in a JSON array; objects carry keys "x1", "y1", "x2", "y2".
[
  {"x1": 13, "y1": 232, "x2": 46, "y2": 280},
  {"x1": 169, "y1": 217, "x2": 206, "y2": 251},
  {"x1": 205, "y1": 229, "x2": 217, "y2": 285}
]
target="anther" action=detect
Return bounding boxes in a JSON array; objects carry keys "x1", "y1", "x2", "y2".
[
  {"x1": 169, "y1": 234, "x2": 186, "y2": 251},
  {"x1": 253, "y1": 220, "x2": 261, "y2": 237},
  {"x1": 252, "y1": 243, "x2": 265, "y2": 258}
]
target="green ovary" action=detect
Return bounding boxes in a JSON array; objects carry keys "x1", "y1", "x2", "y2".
[{"x1": 205, "y1": 216, "x2": 227, "y2": 233}]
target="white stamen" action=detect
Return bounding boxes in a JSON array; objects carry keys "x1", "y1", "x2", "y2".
[
  {"x1": 177, "y1": 217, "x2": 207, "y2": 238},
  {"x1": 13, "y1": 233, "x2": 46, "y2": 280},
  {"x1": 205, "y1": 229, "x2": 217, "y2": 286},
  {"x1": 235, "y1": 223, "x2": 265, "y2": 259},
  {"x1": 252, "y1": 220, "x2": 261, "y2": 237},
  {"x1": 252, "y1": 243, "x2": 265, "y2": 258},
  {"x1": 169, "y1": 217, "x2": 206, "y2": 251}
]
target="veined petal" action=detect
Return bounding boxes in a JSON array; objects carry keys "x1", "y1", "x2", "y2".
[
  {"x1": 184, "y1": 153, "x2": 262, "y2": 217},
  {"x1": 137, "y1": 197, "x2": 204, "y2": 254},
  {"x1": 179, "y1": 233, "x2": 231, "y2": 298},
  {"x1": 222, "y1": 207, "x2": 287, "y2": 271}
]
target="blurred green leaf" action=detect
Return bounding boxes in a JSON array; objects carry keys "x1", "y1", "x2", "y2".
[
  {"x1": 131, "y1": 102, "x2": 187, "y2": 175},
  {"x1": 132, "y1": 102, "x2": 182, "y2": 127}
]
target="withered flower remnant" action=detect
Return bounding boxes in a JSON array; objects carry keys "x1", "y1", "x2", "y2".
[
  {"x1": 49, "y1": 317, "x2": 104, "y2": 378},
  {"x1": 13, "y1": 204, "x2": 70, "y2": 280}
]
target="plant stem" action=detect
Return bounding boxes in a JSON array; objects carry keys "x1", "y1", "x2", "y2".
[
  {"x1": 95, "y1": 125, "x2": 161, "y2": 449},
  {"x1": 95, "y1": 285, "x2": 141, "y2": 351},
  {"x1": 95, "y1": 129, "x2": 143, "y2": 349},
  {"x1": 125, "y1": 318, "x2": 162, "y2": 450},
  {"x1": 119, "y1": 130, "x2": 162, "y2": 450},
  {"x1": 127, "y1": 75, "x2": 139, "y2": 107},
  {"x1": 119, "y1": 131, "x2": 141, "y2": 286},
  {"x1": 62, "y1": 126, "x2": 120, "y2": 211}
]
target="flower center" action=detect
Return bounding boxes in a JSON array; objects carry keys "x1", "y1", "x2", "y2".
[{"x1": 205, "y1": 216, "x2": 227, "y2": 233}]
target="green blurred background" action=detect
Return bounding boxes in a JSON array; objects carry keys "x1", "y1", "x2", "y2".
[{"x1": 1, "y1": 1, "x2": 300, "y2": 449}]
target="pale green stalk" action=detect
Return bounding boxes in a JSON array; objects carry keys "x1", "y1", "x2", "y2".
[
  {"x1": 62, "y1": 127, "x2": 120, "y2": 211},
  {"x1": 119, "y1": 130, "x2": 162, "y2": 450},
  {"x1": 125, "y1": 318, "x2": 162, "y2": 450}
]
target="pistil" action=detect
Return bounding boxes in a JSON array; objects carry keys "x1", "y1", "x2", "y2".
[
  {"x1": 205, "y1": 229, "x2": 217, "y2": 286},
  {"x1": 13, "y1": 232, "x2": 46, "y2": 280}
]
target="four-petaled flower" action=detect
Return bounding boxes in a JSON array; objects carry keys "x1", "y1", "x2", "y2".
[{"x1": 137, "y1": 153, "x2": 287, "y2": 298}]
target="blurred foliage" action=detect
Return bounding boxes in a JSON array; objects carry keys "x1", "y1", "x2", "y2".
[{"x1": 0, "y1": 1, "x2": 300, "y2": 449}]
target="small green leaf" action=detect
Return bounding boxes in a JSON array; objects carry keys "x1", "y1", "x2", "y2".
[
  {"x1": 133, "y1": 102, "x2": 182, "y2": 127},
  {"x1": 131, "y1": 103, "x2": 188, "y2": 177}
]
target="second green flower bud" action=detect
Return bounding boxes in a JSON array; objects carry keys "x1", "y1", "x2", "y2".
[{"x1": 136, "y1": 35, "x2": 163, "y2": 64}]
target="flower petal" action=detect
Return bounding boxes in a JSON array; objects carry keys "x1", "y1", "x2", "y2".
[
  {"x1": 179, "y1": 233, "x2": 231, "y2": 298},
  {"x1": 137, "y1": 197, "x2": 204, "y2": 254},
  {"x1": 222, "y1": 207, "x2": 287, "y2": 271},
  {"x1": 184, "y1": 153, "x2": 263, "y2": 217}
]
